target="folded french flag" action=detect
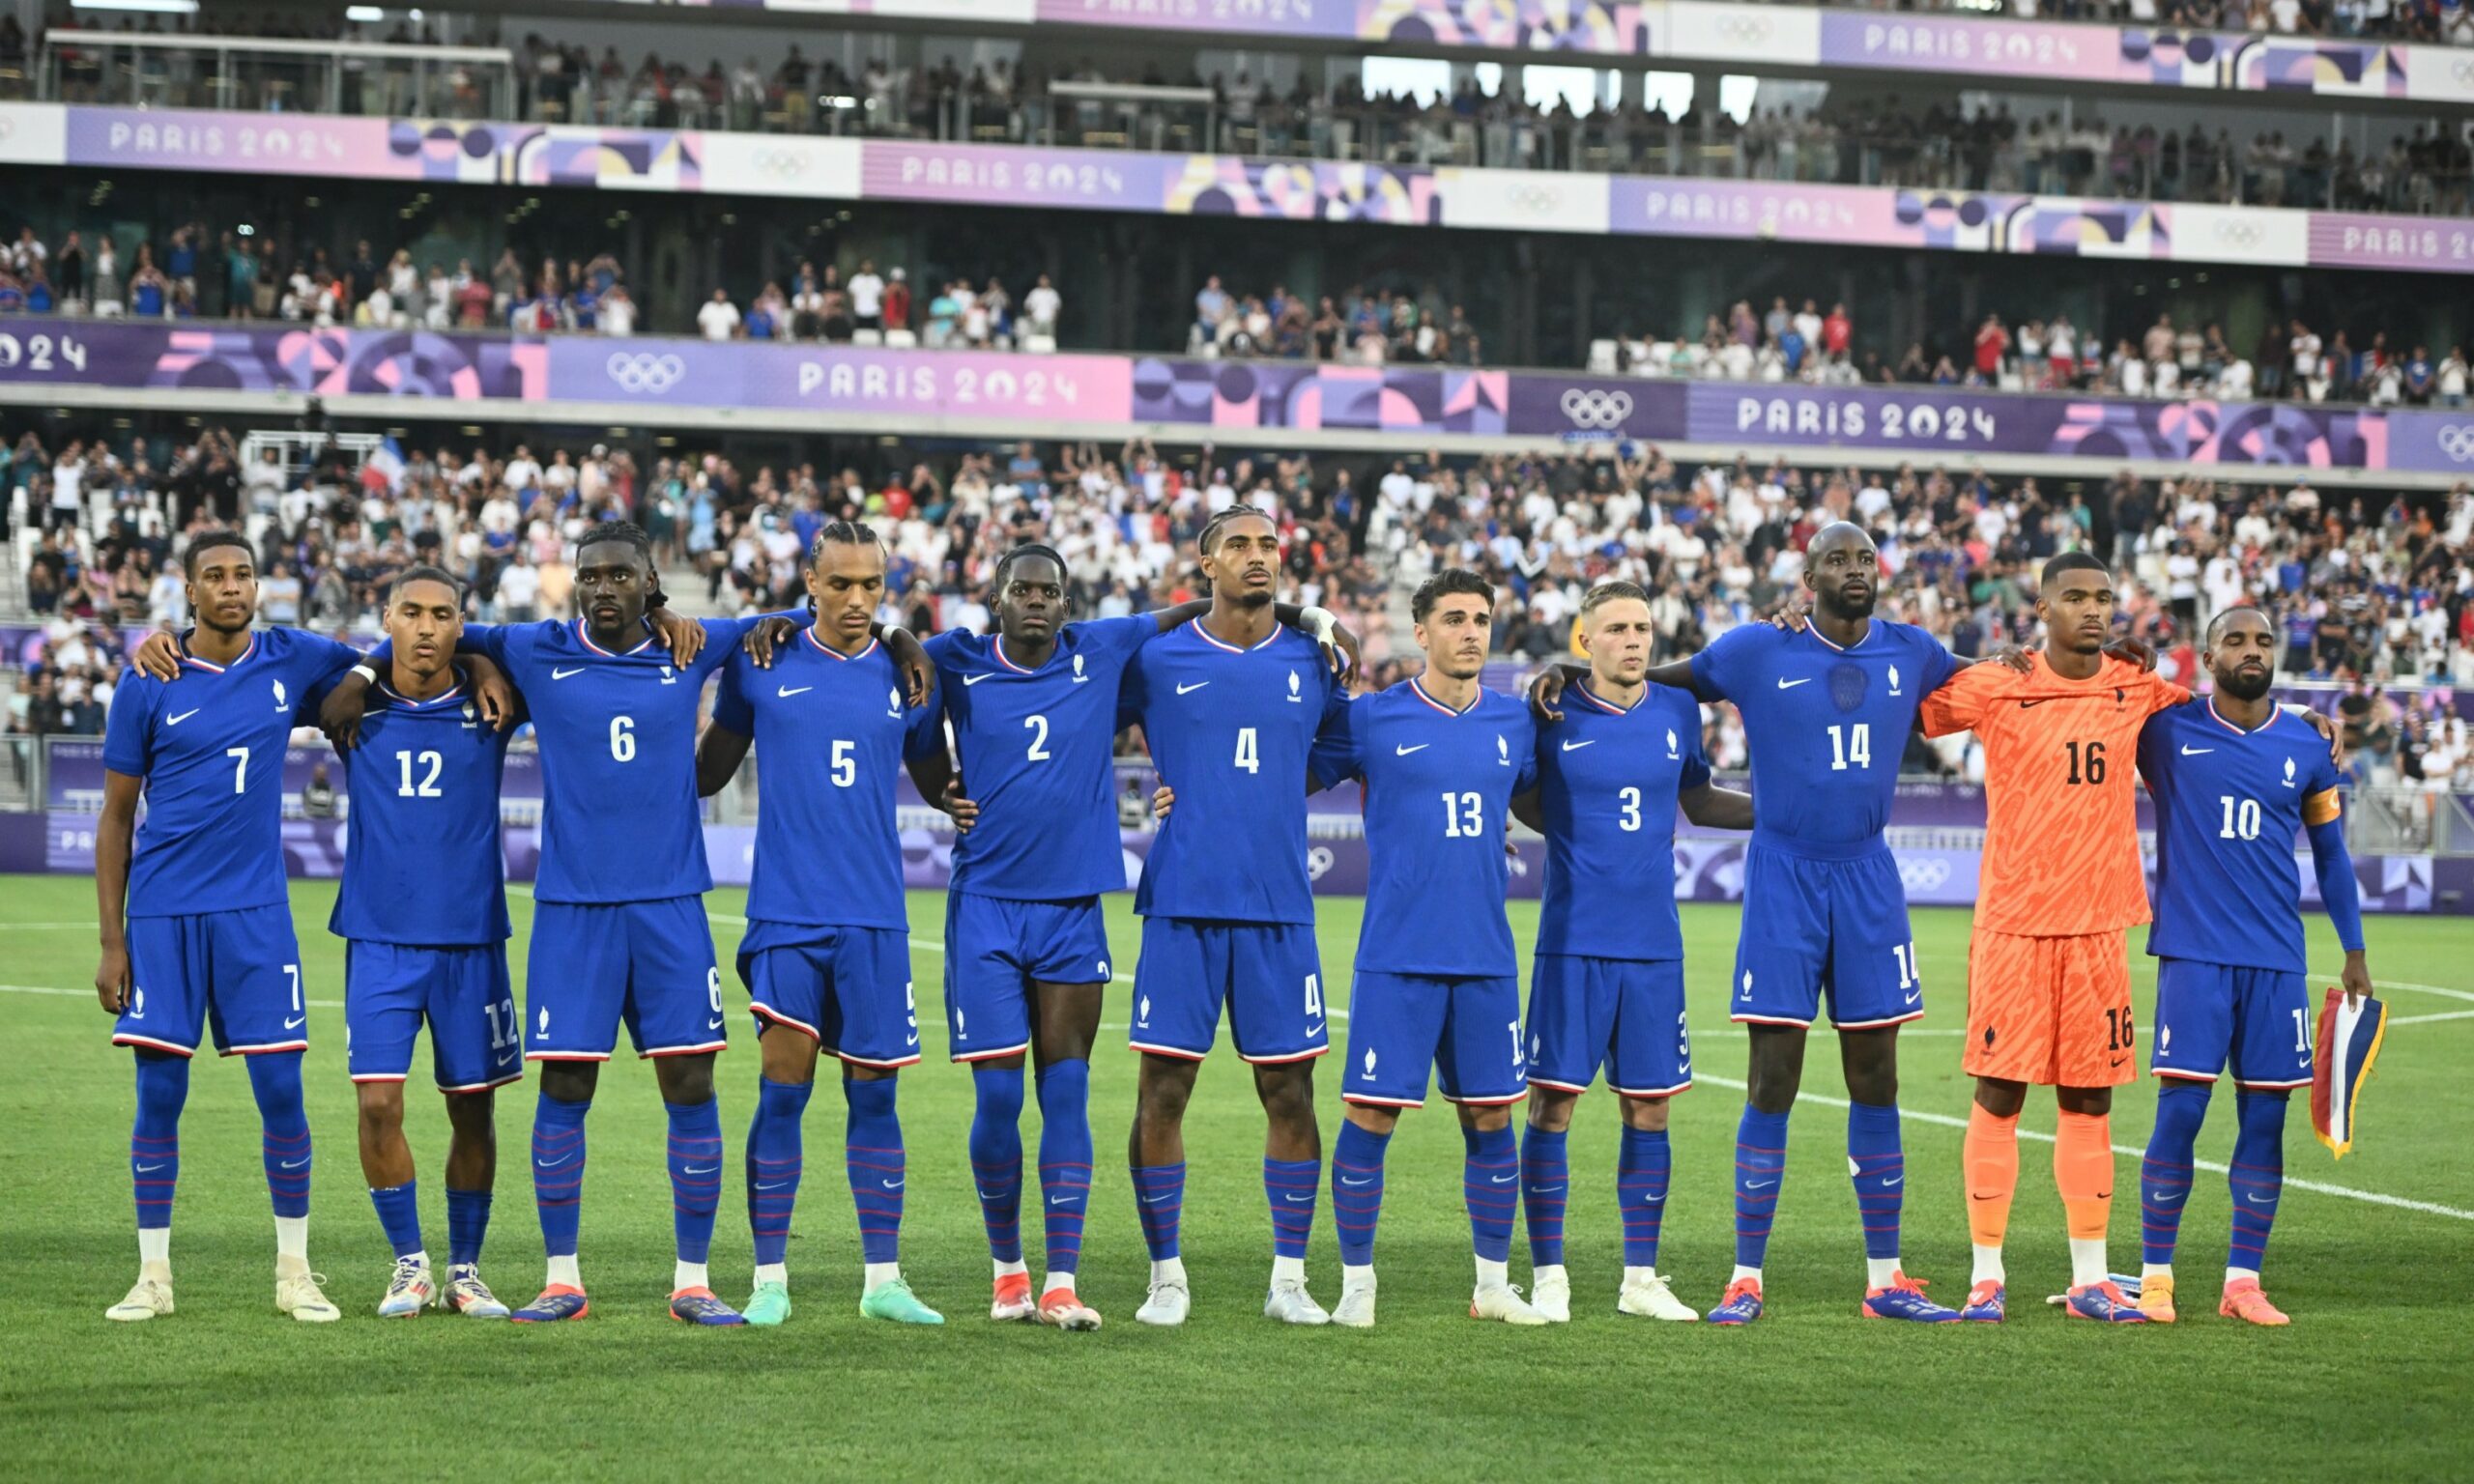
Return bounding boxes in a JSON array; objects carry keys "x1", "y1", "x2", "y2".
[{"x1": 2311, "y1": 988, "x2": 2387, "y2": 1160}]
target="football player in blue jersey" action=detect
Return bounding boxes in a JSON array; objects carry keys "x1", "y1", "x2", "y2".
[
  {"x1": 1119, "y1": 507, "x2": 1353, "y2": 1329},
  {"x1": 323, "y1": 521, "x2": 922, "y2": 1326},
  {"x1": 696, "y1": 522, "x2": 948, "y2": 1328},
  {"x1": 2132, "y1": 606, "x2": 2372, "y2": 1327},
  {"x1": 1508, "y1": 581, "x2": 1751, "y2": 1324},
  {"x1": 1307, "y1": 568, "x2": 1546, "y2": 1328},
  {"x1": 95, "y1": 531, "x2": 437, "y2": 1324},
  {"x1": 331, "y1": 567, "x2": 526, "y2": 1321},
  {"x1": 1532, "y1": 522, "x2": 1962, "y2": 1325},
  {"x1": 901, "y1": 540, "x2": 1347, "y2": 1329}
]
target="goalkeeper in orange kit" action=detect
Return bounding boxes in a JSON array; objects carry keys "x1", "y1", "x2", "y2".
[{"x1": 1918, "y1": 553, "x2": 2188, "y2": 1324}]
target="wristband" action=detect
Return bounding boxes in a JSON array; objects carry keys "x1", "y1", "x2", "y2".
[
  {"x1": 1299, "y1": 606, "x2": 1338, "y2": 642},
  {"x1": 350, "y1": 664, "x2": 378, "y2": 684}
]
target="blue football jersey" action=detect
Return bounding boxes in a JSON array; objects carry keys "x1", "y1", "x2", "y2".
[
  {"x1": 330, "y1": 672, "x2": 515, "y2": 946},
  {"x1": 1533, "y1": 681, "x2": 1711, "y2": 961},
  {"x1": 908, "y1": 616, "x2": 1155, "y2": 900},
  {"x1": 1309, "y1": 676, "x2": 1538, "y2": 976},
  {"x1": 455, "y1": 616, "x2": 750, "y2": 904},
  {"x1": 2138, "y1": 699, "x2": 2345, "y2": 975},
  {"x1": 1686, "y1": 619, "x2": 1959, "y2": 853},
  {"x1": 1127, "y1": 618, "x2": 1345, "y2": 925},
  {"x1": 712, "y1": 630, "x2": 939, "y2": 932},
  {"x1": 102, "y1": 627, "x2": 364, "y2": 917}
]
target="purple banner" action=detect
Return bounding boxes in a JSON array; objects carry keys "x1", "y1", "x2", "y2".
[
  {"x1": 547, "y1": 338, "x2": 1135, "y2": 420},
  {"x1": 63, "y1": 108, "x2": 398, "y2": 175},
  {"x1": 859, "y1": 140, "x2": 1167, "y2": 211},
  {"x1": 6, "y1": 317, "x2": 2472, "y2": 476}
]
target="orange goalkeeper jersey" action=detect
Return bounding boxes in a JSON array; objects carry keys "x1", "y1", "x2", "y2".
[{"x1": 1919, "y1": 654, "x2": 2188, "y2": 937}]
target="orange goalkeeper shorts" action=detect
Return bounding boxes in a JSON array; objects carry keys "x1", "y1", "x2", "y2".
[{"x1": 1963, "y1": 927, "x2": 2137, "y2": 1088}]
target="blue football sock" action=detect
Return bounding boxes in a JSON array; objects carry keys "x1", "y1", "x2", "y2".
[
  {"x1": 1617, "y1": 1125, "x2": 1671, "y2": 1269},
  {"x1": 2229, "y1": 1090, "x2": 2288, "y2": 1274},
  {"x1": 1036, "y1": 1060, "x2": 1093, "y2": 1276},
  {"x1": 248, "y1": 1051, "x2": 311, "y2": 1219},
  {"x1": 445, "y1": 1187, "x2": 491, "y2": 1270},
  {"x1": 1520, "y1": 1125, "x2": 1569, "y2": 1268},
  {"x1": 130, "y1": 1051, "x2": 188, "y2": 1234},
  {"x1": 1463, "y1": 1123, "x2": 1518, "y2": 1263},
  {"x1": 1847, "y1": 1100, "x2": 1904, "y2": 1263},
  {"x1": 2140, "y1": 1080, "x2": 2210, "y2": 1268},
  {"x1": 968, "y1": 1064, "x2": 1026, "y2": 1265},
  {"x1": 531, "y1": 1092, "x2": 590, "y2": 1260},
  {"x1": 746, "y1": 1076, "x2": 812, "y2": 1270},
  {"x1": 1734, "y1": 1105, "x2": 1790, "y2": 1270},
  {"x1": 1331, "y1": 1121, "x2": 1390, "y2": 1267},
  {"x1": 665, "y1": 1096, "x2": 724, "y2": 1269},
  {"x1": 1264, "y1": 1156, "x2": 1319, "y2": 1262},
  {"x1": 844, "y1": 1077, "x2": 905, "y2": 1267},
  {"x1": 369, "y1": 1181, "x2": 423, "y2": 1260},
  {"x1": 1130, "y1": 1162, "x2": 1186, "y2": 1262}
]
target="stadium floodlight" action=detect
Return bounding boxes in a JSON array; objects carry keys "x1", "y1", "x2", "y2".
[
  {"x1": 71, "y1": 0, "x2": 200, "y2": 13},
  {"x1": 345, "y1": 5, "x2": 385, "y2": 20}
]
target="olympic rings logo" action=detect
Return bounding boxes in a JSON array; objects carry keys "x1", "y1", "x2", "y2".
[
  {"x1": 1897, "y1": 858, "x2": 1952, "y2": 891},
  {"x1": 606, "y1": 352, "x2": 686, "y2": 394},
  {"x1": 1560, "y1": 387, "x2": 1634, "y2": 429},
  {"x1": 2212, "y1": 219, "x2": 2263, "y2": 247},
  {"x1": 2437, "y1": 425, "x2": 2474, "y2": 462}
]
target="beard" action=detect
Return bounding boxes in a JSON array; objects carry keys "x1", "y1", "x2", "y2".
[
  {"x1": 1226, "y1": 585, "x2": 1274, "y2": 609},
  {"x1": 2216, "y1": 666, "x2": 2274, "y2": 701}
]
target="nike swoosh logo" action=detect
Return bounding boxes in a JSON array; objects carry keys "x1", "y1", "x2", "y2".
[
  {"x1": 1746, "y1": 1179, "x2": 1776, "y2": 1190},
  {"x1": 1902, "y1": 992, "x2": 1921, "y2": 1006},
  {"x1": 1140, "y1": 1192, "x2": 1173, "y2": 1204},
  {"x1": 684, "y1": 1165, "x2": 718, "y2": 1176},
  {"x1": 2018, "y1": 699, "x2": 2051, "y2": 709},
  {"x1": 1882, "y1": 1176, "x2": 1904, "y2": 1187},
  {"x1": 283, "y1": 1015, "x2": 305, "y2": 1029},
  {"x1": 535, "y1": 1154, "x2": 575, "y2": 1168},
  {"x1": 1535, "y1": 1184, "x2": 1565, "y2": 1194},
  {"x1": 552, "y1": 667, "x2": 587, "y2": 680},
  {"x1": 135, "y1": 1162, "x2": 166, "y2": 1172},
  {"x1": 2247, "y1": 1193, "x2": 2276, "y2": 1204},
  {"x1": 1561, "y1": 739, "x2": 1596, "y2": 752},
  {"x1": 2179, "y1": 745, "x2": 2213, "y2": 755},
  {"x1": 1050, "y1": 1194, "x2": 1075, "y2": 1206},
  {"x1": 1283, "y1": 1193, "x2": 1311, "y2": 1203},
  {"x1": 1776, "y1": 677, "x2": 1811, "y2": 690},
  {"x1": 1177, "y1": 681, "x2": 1209, "y2": 695},
  {"x1": 166, "y1": 708, "x2": 200, "y2": 726},
  {"x1": 1339, "y1": 1176, "x2": 1373, "y2": 1186},
  {"x1": 280, "y1": 1158, "x2": 309, "y2": 1170},
  {"x1": 777, "y1": 685, "x2": 813, "y2": 698},
  {"x1": 2110, "y1": 1057, "x2": 2128, "y2": 1069},
  {"x1": 884, "y1": 1179, "x2": 905, "y2": 1190},
  {"x1": 963, "y1": 672, "x2": 993, "y2": 686},
  {"x1": 1395, "y1": 743, "x2": 1430, "y2": 756},
  {"x1": 756, "y1": 1181, "x2": 791, "y2": 1191},
  {"x1": 1490, "y1": 1174, "x2": 1517, "y2": 1184},
  {"x1": 706, "y1": 1018, "x2": 724, "y2": 1030}
]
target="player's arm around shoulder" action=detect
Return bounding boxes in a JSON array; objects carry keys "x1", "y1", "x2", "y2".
[
  {"x1": 1915, "y1": 649, "x2": 2005, "y2": 738},
  {"x1": 1307, "y1": 685, "x2": 1364, "y2": 794},
  {"x1": 695, "y1": 650, "x2": 756, "y2": 798}
]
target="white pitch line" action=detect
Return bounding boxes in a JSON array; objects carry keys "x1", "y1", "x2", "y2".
[
  {"x1": 2389, "y1": 1009, "x2": 2474, "y2": 1027},
  {"x1": 1692, "y1": 1071, "x2": 2474, "y2": 1223},
  {"x1": 0, "y1": 922, "x2": 106, "y2": 929}
]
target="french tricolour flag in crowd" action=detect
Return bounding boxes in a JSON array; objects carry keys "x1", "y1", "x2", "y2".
[
  {"x1": 360, "y1": 436, "x2": 406, "y2": 494},
  {"x1": 2311, "y1": 987, "x2": 2387, "y2": 1159}
]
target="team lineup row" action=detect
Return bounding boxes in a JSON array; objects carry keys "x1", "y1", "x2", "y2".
[{"x1": 89, "y1": 508, "x2": 2370, "y2": 1330}]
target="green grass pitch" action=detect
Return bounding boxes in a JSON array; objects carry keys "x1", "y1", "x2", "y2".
[{"x1": 1, "y1": 875, "x2": 2468, "y2": 1481}]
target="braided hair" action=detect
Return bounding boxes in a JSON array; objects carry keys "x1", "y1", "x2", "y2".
[
  {"x1": 806, "y1": 519, "x2": 885, "y2": 613},
  {"x1": 1196, "y1": 504, "x2": 1276, "y2": 556}
]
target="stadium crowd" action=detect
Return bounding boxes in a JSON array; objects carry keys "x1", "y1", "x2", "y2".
[
  {"x1": 16, "y1": 14, "x2": 2474, "y2": 216},
  {"x1": 8, "y1": 423, "x2": 2471, "y2": 792}
]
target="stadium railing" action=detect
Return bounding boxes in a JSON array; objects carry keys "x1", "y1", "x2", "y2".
[{"x1": 35, "y1": 30, "x2": 516, "y2": 122}]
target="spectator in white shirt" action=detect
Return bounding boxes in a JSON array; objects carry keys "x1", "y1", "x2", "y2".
[
  {"x1": 697, "y1": 288, "x2": 741, "y2": 341},
  {"x1": 1023, "y1": 274, "x2": 1061, "y2": 336},
  {"x1": 600, "y1": 284, "x2": 638, "y2": 336},
  {"x1": 849, "y1": 261, "x2": 884, "y2": 330}
]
